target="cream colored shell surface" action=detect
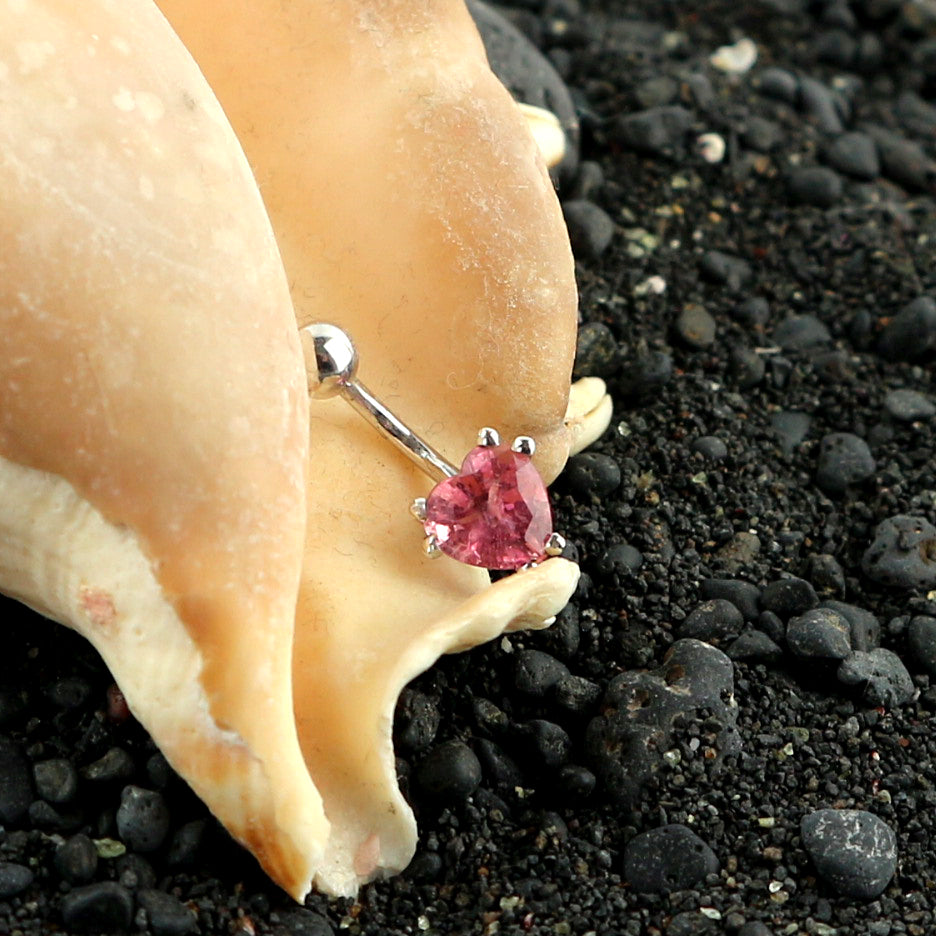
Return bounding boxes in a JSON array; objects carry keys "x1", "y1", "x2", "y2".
[{"x1": 0, "y1": 0, "x2": 322, "y2": 900}]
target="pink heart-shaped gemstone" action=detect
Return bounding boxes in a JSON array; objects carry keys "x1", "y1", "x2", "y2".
[{"x1": 423, "y1": 443, "x2": 553, "y2": 570}]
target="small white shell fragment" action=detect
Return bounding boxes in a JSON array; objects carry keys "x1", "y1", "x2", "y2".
[
  {"x1": 565, "y1": 377, "x2": 613, "y2": 455},
  {"x1": 634, "y1": 275, "x2": 668, "y2": 296},
  {"x1": 518, "y1": 102, "x2": 567, "y2": 168},
  {"x1": 697, "y1": 132, "x2": 726, "y2": 164},
  {"x1": 710, "y1": 37, "x2": 758, "y2": 74}
]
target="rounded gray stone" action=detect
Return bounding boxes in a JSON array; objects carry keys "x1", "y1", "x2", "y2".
[
  {"x1": 862, "y1": 515, "x2": 936, "y2": 589},
  {"x1": 623, "y1": 823, "x2": 719, "y2": 892},
  {"x1": 801, "y1": 809, "x2": 897, "y2": 898},
  {"x1": 787, "y1": 608, "x2": 852, "y2": 659},
  {"x1": 816, "y1": 432, "x2": 876, "y2": 495},
  {"x1": 837, "y1": 649, "x2": 915, "y2": 708}
]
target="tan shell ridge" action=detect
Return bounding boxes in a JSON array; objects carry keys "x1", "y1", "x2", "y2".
[
  {"x1": 0, "y1": 0, "x2": 325, "y2": 900},
  {"x1": 156, "y1": 0, "x2": 605, "y2": 897}
]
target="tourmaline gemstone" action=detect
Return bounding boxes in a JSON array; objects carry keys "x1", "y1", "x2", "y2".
[{"x1": 423, "y1": 443, "x2": 553, "y2": 570}]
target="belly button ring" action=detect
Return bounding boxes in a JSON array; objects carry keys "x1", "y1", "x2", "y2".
[{"x1": 301, "y1": 322, "x2": 566, "y2": 571}]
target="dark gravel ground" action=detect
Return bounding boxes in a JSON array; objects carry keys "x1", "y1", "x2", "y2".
[{"x1": 5, "y1": 0, "x2": 936, "y2": 933}]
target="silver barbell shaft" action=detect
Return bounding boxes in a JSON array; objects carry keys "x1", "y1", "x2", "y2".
[
  {"x1": 341, "y1": 379, "x2": 457, "y2": 481},
  {"x1": 302, "y1": 322, "x2": 457, "y2": 482}
]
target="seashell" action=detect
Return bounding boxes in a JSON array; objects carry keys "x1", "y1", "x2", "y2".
[
  {"x1": 0, "y1": 0, "x2": 613, "y2": 906},
  {"x1": 0, "y1": 0, "x2": 324, "y2": 900},
  {"x1": 158, "y1": 0, "x2": 612, "y2": 897},
  {"x1": 518, "y1": 102, "x2": 568, "y2": 169}
]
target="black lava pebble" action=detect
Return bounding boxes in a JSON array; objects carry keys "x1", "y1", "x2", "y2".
[
  {"x1": 788, "y1": 166, "x2": 844, "y2": 207},
  {"x1": 700, "y1": 579, "x2": 761, "y2": 622},
  {"x1": 45, "y1": 676, "x2": 91, "y2": 710},
  {"x1": 801, "y1": 809, "x2": 897, "y2": 898},
  {"x1": 137, "y1": 888, "x2": 197, "y2": 936},
  {"x1": 815, "y1": 432, "x2": 876, "y2": 494},
  {"x1": 394, "y1": 689, "x2": 441, "y2": 755},
  {"x1": 556, "y1": 764, "x2": 596, "y2": 800},
  {"x1": 81, "y1": 746, "x2": 135, "y2": 783},
  {"x1": 691, "y1": 435, "x2": 728, "y2": 461},
  {"x1": 770, "y1": 411, "x2": 812, "y2": 457},
  {"x1": 674, "y1": 304, "x2": 716, "y2": 349},
  {"x1": 761, "y1": 576, "x2": 818, "y2": 617},
  {"x1": 820, "y1": 600, "x2": 881, "y2": 652},
  {"x1": 55, "y1": 834, "x2": 99, "y2": 885},
  {"x1": 787, "y1": 608, "x2": 852, "y2": 659},
  {"x1": 862, "y1": 514, "x2": 936, "y2": 589},
  {"x1": 677, "y1": 599, "x2": 744, "y2": 644},
  {"x1": 773, "y1": 315, "x2": 832, "y2": 351},
  {"x1": 742, "y1": 115, "x2": 783, "y2": 151},
  {"x1": 875, "y1": 131, "x2": 936, "y2": 192},
  {"x1": 61, "y1": 882, "x2": 134, "y2": 933},
  {"x1": 513, "y1": 649, "x2": 570, "y2": 696},
  {"x1": 907, "y1": 615, "x2": 936, "y2": 675},
  {"x1": 837, "y1": 649, "x2": 916, "y2": 708},
  {"x1": 167, "y1": 819, "x2": 207, "y2": 868},
  {"x1": 883, "y1": 389, "x2": 935, "y2": 421},
  {"x1": 618, "y1": 351, "x2": 674, "y2": 398},
  {"x1": 562, "y1": 452, "x2": 621, "y2": 499},
  {"x1": 729, "y1": 345, "x2": 766, "y2": 388},
  {"x1": 699, "y1": 250, "x2": 752, "y2": 291},
  {"x1": 34, "y1": 758, "x2": 78, "y2": 804},
  {"x1": 274, "y1": 908, "x2": 335, "y2": 936},
  {"x1": 0, "y1": 736, "x2": 32, "y2": 824},
  {"x1": 799, "y1": 77, "x2": 846, "y2": 133},
  {"x1": 623, "y1": 824, "x2": 719, "y2": 892},
  {"x1": 596, "y1": 542, "x2": 644, "y2": 575},
  {"x1": 585, "y1": 640, "x2": 739, "y2": 805},
  {"x1": 513, "y1": 719, "x2": 572, "y2": 769},
  {"x1": 552, "y1": 674, "x2": 602, "y2": 713},
  {"x1": 825, "y1": 131, "x2": 880, "y2": 179},
  {"x1": 738, "y1": 924, "x2": 772, "y2": 936},
  {"x1": 726, "y1": 629, "x2": 785, "y2": 664},
  {"x1": 414, "y1": 741, "x2": 482, "y2": 805},
  {"x1": 733, "y1": 296, "x2": 771, "y2": 327},
  {"x1": 573, "y1": 321, "x2": 619, "y2": 378},
  {"x1": 876, "y1": 295, "x2": 936, "y2": 361},
  {"x1": 755, "y1": 66, "x2": 799, "y2": 103},
  {"x1": 807, "y1": 554, "x2": 846, "y2": 596},
  {"x1": 756, "y1": 610, "x2": 786, "y2": 644},
  {"x1": 614, "y1": 105, "x2": 692, "y2": 156},
  {"x1": 475, "y1": 738, "x2": 522, "y2": 791},
  {"x1": 0, "y1": 862, "x2": 33, "y2": 899},
  {"x1": 116, "y1": 785, "x2": 170, "y2": 853},
  {"x1": 562, "y1": 199, "x2": 615, "y2": 261}
]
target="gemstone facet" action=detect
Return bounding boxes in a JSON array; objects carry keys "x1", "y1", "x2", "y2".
[{"x1": 423, "y1": 443, "x2": 553, "y2": 570}]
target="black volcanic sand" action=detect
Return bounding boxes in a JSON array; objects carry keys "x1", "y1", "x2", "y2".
[{"x1": 5, "y1": 1, "x2": 936, "y2": 933}]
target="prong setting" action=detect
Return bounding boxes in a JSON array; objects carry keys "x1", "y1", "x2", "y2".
[
  {"x1": 410, "y1": 497, "x2": 427, "y2": 522},
  {"x1": 423, "y1": 534, "x2": 442, "y2": 558},
  {"x1": 544, "y1": 532, "x2": 566, "y2": 557},
  {"x1": 478, "y1": 427, "x2": 500, "y2": 447},
  {"x1": 511, "y1": 436, "x2": 535, "y2": 456}
]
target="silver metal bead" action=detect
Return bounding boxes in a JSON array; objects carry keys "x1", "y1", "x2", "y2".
[
  {"x1": 544, "y1": 532, "x2": 566, "y2": 557},
  {"x1": 478, "y1": 427, "x2": 501, "y2": 447},
  {"x1": 300, "y1": 322, "x2": 358, "y2": 399},
  {"x1": 410, "y1": 497, "x2": 427, "y2": 522},
  {"x1": 511, "y1": 436, "x2": 536, "y2": 456}
]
